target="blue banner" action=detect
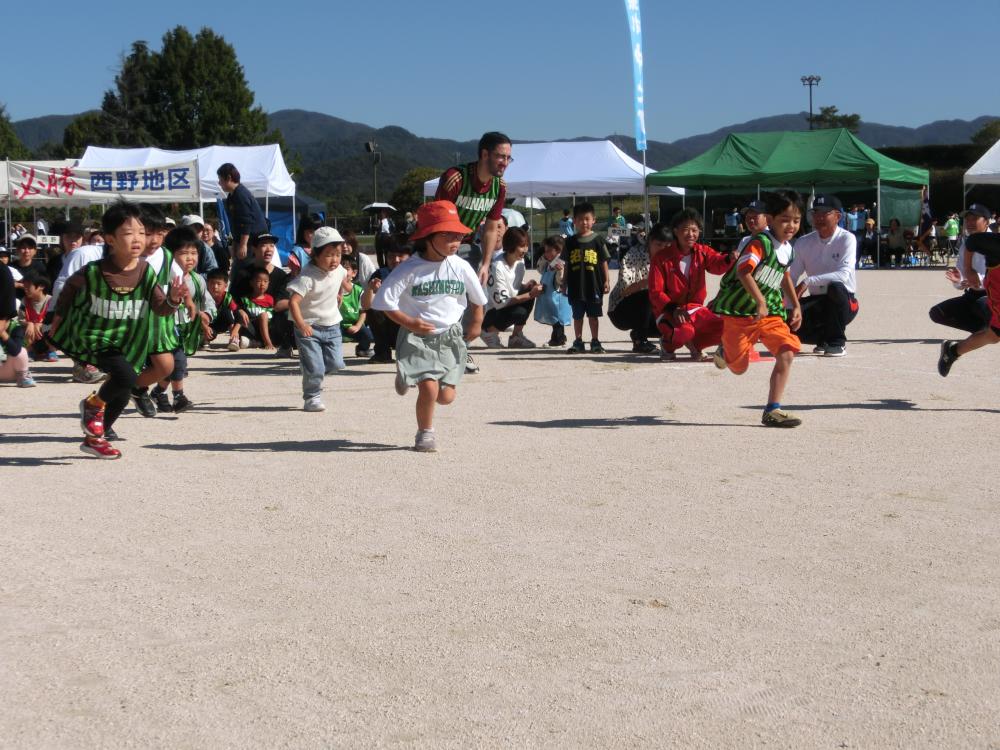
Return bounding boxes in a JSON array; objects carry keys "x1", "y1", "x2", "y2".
[{"x1": 624, "y1": 0, "x2": 647, "y2": 151}]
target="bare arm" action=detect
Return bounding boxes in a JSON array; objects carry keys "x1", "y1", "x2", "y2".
[
  {"x1": 781, "y1": 272, "x2": 802, "y2": 331},
  {"x1": 289, "y1": 293, "x2": 312, "y2": 337},
  {"x1": 479, "y1": 220, "x2": 501, "y2": 284},
  {"x1": 464, "y1": 303, "x2": 484, "y2": 341}
]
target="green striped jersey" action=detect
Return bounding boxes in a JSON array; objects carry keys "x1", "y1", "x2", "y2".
[
  {"x1": 712, "y1": 232, "x2": 793, "y2": 320},
  {"x1": 452, "y1": 164, "x2": 503, "y2": 233},
  {"x1": 149, "y1": 248, "x2": 180, "y2": 353},
  {"x1": 176, "y1": 272, "x2": 209, "y2": 356},
  {"x1": 239, "y1": 297, "x2": 272, "y2": 317},
  {"x1": 51, "y1": 260, "x2": 160, "y2": 373}
]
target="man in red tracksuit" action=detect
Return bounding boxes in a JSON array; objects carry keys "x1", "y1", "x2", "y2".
[{"x1": 647, "y1": 213, "x2": 734, "y2": 360}]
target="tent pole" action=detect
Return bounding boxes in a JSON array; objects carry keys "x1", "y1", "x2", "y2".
[
  {"x1": 876, "y1": 178, "x2": 881, "y2": 268},
  {"x1": 702, "y1": 190, "x2": 706, "y2": 220},
  {"x1": 642, "y1": 151, "x2": 649, "y2": 229},
  {"x1": 528, "y1": 194, "x2": 534, "y2": 269}
]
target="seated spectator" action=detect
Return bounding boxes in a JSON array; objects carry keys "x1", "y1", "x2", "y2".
[
  {"x1": 230, "y1": 232, "x2": 295, "y2": 357},
  {"x1": 200, "y1": 218, "x2": 229, "y2": 276},
  {"x1": 480, "y1": 227, "x2": 542, "y2": 348},
  {"x1": 608, "y1": 229, "x2": 659, "y2": 354},
  {"x1": 205, "y1": 269, "x2": 237, "y2": 343},
  {"x1": 232, "y1": 267, "x2": 276, "y2": 350},
  {"x1": 360, "y1": 239, "x2": 412, "y2": 363},
  {"x1": 648, "y1": 211, "x2": 733, "y2": 361},
  {"x1": 45, "y1": 219, "x2": 85, "y2": 284},
  {"x1": 18, "y1": 272, "x2": 58, "y2": 361},
  {"x1": 341, "y1": 229, "x2": 377, "y2": 286},
  {"x1": 0, "y1": 261, "x2": 34, "y2": 387},
  {"x1": 885, "y1": 218, "x2": 906, "y2": 267},
  {"x1": 338, "y1": 257, "x2": 374, "y2": 357},
  {"x1": 533, "y1": 236, "x2": 572, "y2": 347},
  {"x1": 858, "y1": 218, "x2": 878, "y2": 268},
  {"x1": 789, "y1": 194, "x2": 859, "y2": 357},
  {"x1": 288, "y1": 216, "x2": 321, "y2": 279},
  {"x1": 12, "y1": 235, "x2": 47, "y2": 283},
  {"x1": 179, "y1": 215, "x2": 219, "y2": 276}
]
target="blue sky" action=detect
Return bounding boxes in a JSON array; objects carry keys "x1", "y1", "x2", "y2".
[{"x1": 6, "y1": 0, "x2": 997, "y2": 145}]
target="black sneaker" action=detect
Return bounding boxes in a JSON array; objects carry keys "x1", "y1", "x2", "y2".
[
  {"x1": 153, "y1": 389, "x2": 173, "y2": 413},
  {"x1": 131, "y1": 387, "x2": 157, "y2": 418},
  {"x1": 173, "y1": 393, "x2": 193, "y2": 413},
  {"x1": 566, "y1": 339, "x2": 586, "y2": 354},
  {"x1": 590, "y1": 339, "x2": 607, "y2": 354},
  {"x1": 937, "y1": 340, "x2": 959, "y2": 377},
  {"x1": 368, "y1": 353, "x2": 394, "y2": 364},
  {"x1": 104, "y1": 427, "x2": 120, "y2": 441},
  {"x1": 632, "y1": 340, "x2": 657, "y2": 354}
]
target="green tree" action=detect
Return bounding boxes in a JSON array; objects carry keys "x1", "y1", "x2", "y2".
[
  {"x1": 809, "y1": 105, "x2": 861, "y2": 133},
  {"x1": 62, "y1": 26, "x2": 283, "y2": 153},
  {"x1": 0, "y1": 104, "x2": 30, "y2": 159},
  {"x1": 972, "y1": 120, "x2": 1000, "y2": 147},
  {"x1": 390, "y1": 166, "x2": 440, "y2": 215}
]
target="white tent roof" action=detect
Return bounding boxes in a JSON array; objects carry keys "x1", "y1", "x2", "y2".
[
  {"x1": 964, "y1": 139, "x2": 1000, "y2": 186},
  {"x1": 78, "y1": 144, "x2": 295, "y2": 199},
  {"x1": 423, "y1": 140, "x2": 683, "y2": 198}
]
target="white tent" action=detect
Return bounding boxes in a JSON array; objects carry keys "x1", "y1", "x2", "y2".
[
  {"x1": 78, "y1": 144, "x2": 295, "y2": 199},
  {"x1": 964, "y1": 139, "x2": 1000, "y2": 189},
  {"x1": 423, "y1": 140, "x2": 683, "y2": 198}
]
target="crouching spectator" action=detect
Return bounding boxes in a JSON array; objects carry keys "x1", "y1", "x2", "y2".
[
  {"x1": 480, "y1": 227, "x2": 542, "y2": 349},
  {"x1": 339, "y1": 257, "x2": 374, "y2": 357}
]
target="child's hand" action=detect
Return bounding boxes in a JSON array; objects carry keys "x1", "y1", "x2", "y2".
[
  {"x1": 788, "y1": 306, "x2": 802, "y2": 331},
  {"x1": 944, "y1": 267, "x2": 961, "y2": 284},
  {"x1": 603, "y1": 281, "x2": 610, "y2": 294},
  {"x1": 262, "y1": 342, "x2": 276, "y2": 350},
  {"x1": 346, "y1": 323, "x2": 361, "y2": 335},
  {"x1": 754, "y1": 300, "x2": 769, "y2": 321},
  {"x1": 672, "y1": 307, "x2": 691, "y2": 325},
  {"x1": 237, "y1": 310, "x2": 250, "y2": 326},
  {"x1": 169, "y1": 277, "x2": 188, "y2": 305},
  {"x1": 410, "y1": 320, "x2": 435, "y2": 335},
  {"x1": 368, "y1": 277, "x2": 382, "y2": 292},
  {"x1": 528, "y1": 285, "x2": 544, "y2": 299},
  {"x1": 298, "y1": 324, "x2": 314, "y2": 338}
]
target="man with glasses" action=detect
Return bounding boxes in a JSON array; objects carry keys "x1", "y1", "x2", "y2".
[
  {"x1": 434, "y1": 132, "x2": 513, "y2": 372},
  {"x1": 788, "y1": 194, "x2": 859, "y2": 357}
]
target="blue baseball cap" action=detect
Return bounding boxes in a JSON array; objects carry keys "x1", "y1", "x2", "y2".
[
  {"x1": 811, "y1": 194, "x2": 843, "y2": 213},
  {"x1": 963, "y1": 203, "x2": 993, "y2": 220},
  {"x1": 742, "y1": 199, "x2": 768, "y2": 214}
]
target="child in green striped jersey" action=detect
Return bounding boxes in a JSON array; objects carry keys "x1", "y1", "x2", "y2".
[
  {"x1": 51, "y1": 200, "x2": 188, "y2": 459},
  {"x1": 233, "y1": 268, "x2": 275, "y2": 349},
  {"x1": 150, "y1": 228, "x2": 217, "y2": 413},
  {"x1": 206, "y1": 270, "x2": 237, "y2": 342}
]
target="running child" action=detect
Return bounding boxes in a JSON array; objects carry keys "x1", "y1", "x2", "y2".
[
  {"x1": 712, "y1": 190, "x2": 804, "y2": 428},
  {"x1": 372, "y1": 200, "x2": 486, "y2": 452},
  {"x1": 51, "y1": 200, "x2": 188, "y2": 458},
  {"x1": 232, "y1": 268, "x2": 275, "y2": 349},
  {"x1": 561, "y1": 202, "x2": 611, "y2": 353},
  {"x1": 938, "y1": 232, "x2": 1000, "y2": 376},
  {"x1": 150, "y1": 227, "x2": 217, "y2": 413},
  {"x1": 534, "y1": 235, "x2": 572, "y2": 347},
  {"x1": 287, "y1": 226, "x2": 351, "y2": 412}
]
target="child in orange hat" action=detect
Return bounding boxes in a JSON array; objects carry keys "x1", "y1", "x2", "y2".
[{"x1": 371, "y1": 200, "x2": 487, "y2": 452}]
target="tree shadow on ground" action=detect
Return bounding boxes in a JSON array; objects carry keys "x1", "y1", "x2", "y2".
[
  {"x1": 144, "y1": 439, "x2": 407, "y2": 453},
  {"x1": 0, "y1": 456, "x2": 81, "y2": 467},
  {"x1": 490, "y1": 415, "x2": 754, "y2": 429},
  {"x1": 0, "y1": 434, "x2": 88, "y2": 444},
  {"x1": 740, "y1": 398, "x2": 1000, "y2": 415}
]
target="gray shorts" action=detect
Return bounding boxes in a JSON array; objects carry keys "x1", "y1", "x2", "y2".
[{"x1": 395, "y1": 323, "x2": 467, "y2": 388}]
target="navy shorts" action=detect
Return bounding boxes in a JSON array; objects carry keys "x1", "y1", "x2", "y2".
[{"x1": 571, "y1": 297, "x2": 603, "y2": 320}]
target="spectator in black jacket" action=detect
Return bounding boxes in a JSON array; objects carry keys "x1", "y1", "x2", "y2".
[{"x1": 217, "y1": 163, "x2": 268, "y2": 267}]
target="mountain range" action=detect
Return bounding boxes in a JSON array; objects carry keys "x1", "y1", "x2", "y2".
[{"x1": 12, "y1": 110, "x2": 998, "y2": 212}]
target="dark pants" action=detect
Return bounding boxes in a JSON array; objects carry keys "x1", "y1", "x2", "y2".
[
  {"x1": 796, "y1": 282, "x2": 859, "y2": 347},
  {"x1": 343, "y1": 323, "x2": 374, "y2": 353},
  {"x1": 2, "y1": 325, "x2": 25, "y2": 357},
  {"x1": 608, "y1": 293, "x2": 658, "y2": 342},
  {"x1": 269, "y1": 312, "x2": 295, "y2": 350},
  {"x1": 928, "y1": 289, "x2": 990, "y2": 334},
  {"x1": 95, "y1": 352, "x2": 139, "y2": 430},
  {"x1": 211, "y1": 306, "x2": 236, "y2": 337},
  {"x1": 368, "y1": 310, "x2": 400, "y2": 359},
  {"x1": 483, "y1": 301, "x2": 534, "y2": 331}
]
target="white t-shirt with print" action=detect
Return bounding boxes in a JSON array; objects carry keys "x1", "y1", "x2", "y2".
[
  {"x1": 287, "y1": 262, "x2": 347, "y2": 326},
  {"x1": 485, "y1": 256, "x2": 525, "y2": 311},
  {"x1": 372, "y1": 254, "x2": 487, "y2": 334}
]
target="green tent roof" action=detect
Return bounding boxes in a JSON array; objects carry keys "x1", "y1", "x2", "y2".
[{"x1": 646, "y1": 129, "x2": 929, "y2": 189}]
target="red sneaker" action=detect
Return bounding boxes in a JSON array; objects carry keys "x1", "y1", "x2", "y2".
[
  {"x1": 80, "y1": 436, "x2": 121, "y2": 460},
  {"x1": 79, "y1": 396, "x2": 105, "y2": 438}
]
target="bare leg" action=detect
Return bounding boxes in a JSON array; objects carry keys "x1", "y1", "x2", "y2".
[
  {"x1": 767, "y1": 349, "x2": 795, "y2": 405},
  {"x1": 587, "y1": 317, "x2": 600, "y2": 339},
  {"x1": 137, "y1": 352, "x2": 173, "y2": 388},
  {"x1": 573, "y1": 319, "x2": 584, "y2": 340},
  {"x1": 416, "y1": 379, "x2": 439, "y2": 430},
  {"x1": 956, "y1": 328, "x2": 1000, "y2": 357}
]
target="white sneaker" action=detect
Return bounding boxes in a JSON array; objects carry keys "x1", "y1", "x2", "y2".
[
  {"x1": 240, "y1": 336, "x2": 251, "y2": 349},
  {"x1": 480, "y1": 331, "x2": 503, "y2": 349},
  {"x1": 414, "y1": 429, "x2": 437, "y2": 452},
  {"x1": 465, "y1": 352, "x2": 480, "y2": 373},
  {"x1": 508, "y1": 333, "x2": 537, "y2": 349},
  {"x1": 227, "y1": 339, "x2": 240, "y2": 352},
  {"x1": 303, "y1": 397, "x2": 326, "y2": 412},
  {"x1": 394, "y1": 370, "x2": 409, "y2": 396}
]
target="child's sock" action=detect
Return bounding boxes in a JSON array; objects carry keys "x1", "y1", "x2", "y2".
[
  {"x1": 765, "y1": 402, "x2": 781, "y2": 413},
  {"x1": 172, "y1": 389, "x2": 184, "y2": 399},
  {"x1": 86, "y1": 391, "x2": 106, "y2": 408}
]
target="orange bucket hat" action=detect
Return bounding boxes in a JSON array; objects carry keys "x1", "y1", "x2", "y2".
[{"x1": 409, "y1": 200, "x2": 472, "y2": 241}]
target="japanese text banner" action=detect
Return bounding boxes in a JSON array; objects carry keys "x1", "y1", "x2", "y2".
[{"x1": 7, "y1": 160, "x2": 200, "y2": 203}]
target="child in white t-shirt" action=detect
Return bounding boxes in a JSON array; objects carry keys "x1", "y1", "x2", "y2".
[
  {"x1": 372, "y1": 201, "x2": 486, "y2": 452},
  {"x1": 481, "y1": 226, "x2": 543, "y2": 349},
  {"x1": 288, "y1": 227, "x2": 351, "y2": 412}
]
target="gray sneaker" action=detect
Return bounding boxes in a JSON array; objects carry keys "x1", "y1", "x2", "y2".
[
  {"x1": 414, "y1": 429, "x2": 437, "y2": 452},
  {"x1": 465, "y1": 352, "x2": 479, "y2": 373},
  {"x1": 303, "y1": 397, "x2": 326, "y2": 412},
  {"x1": 394, "y1": 370, "x2": 409, "y2": 396}
]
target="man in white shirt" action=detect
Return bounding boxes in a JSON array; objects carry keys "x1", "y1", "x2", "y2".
[
  {"x1": 928, "y1": 203, "x2": 992, "y2": 334},
  {"x1": 789, "y1": 194, "x2": 858, "y2": 357}
]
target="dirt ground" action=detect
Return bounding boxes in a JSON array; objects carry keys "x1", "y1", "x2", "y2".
[{"x1": 2, "y1": 269, "x2": 998, "y2": 748}]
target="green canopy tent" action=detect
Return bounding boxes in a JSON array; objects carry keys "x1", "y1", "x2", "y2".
[{"x1": 646, "y1": 129, "x2": 929, "y2": 264}]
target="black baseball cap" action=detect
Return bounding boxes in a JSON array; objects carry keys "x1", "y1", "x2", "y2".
[
  {"x1": 963, "y1": 203, "x2": 993, "y2": 220},
  {"x1": 811, "y1": 194, "x2": 843, "y2": 213},
  {"x1": 252, "y1": 232, "x2": 280, "y2": 246},
  {"x1": 742, "y1": 199, "x2": 768, "y2": 214}
]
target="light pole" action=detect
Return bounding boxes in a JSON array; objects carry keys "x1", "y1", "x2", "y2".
[
  {"x1": 364, "y1": 139, "x2": 380, "y2": 202},
  {"x1": 801, "y1": 75, "x2": 821, "y2": 129}
]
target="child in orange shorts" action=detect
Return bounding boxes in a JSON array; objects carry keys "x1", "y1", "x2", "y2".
[{"x1": 712, "y1": 190, "x2": 804, "y2": 427}]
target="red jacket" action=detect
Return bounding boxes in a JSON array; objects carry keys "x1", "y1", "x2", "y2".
[{"x1": 648, "y1": 242, "x2": 733, "y2": 315}]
